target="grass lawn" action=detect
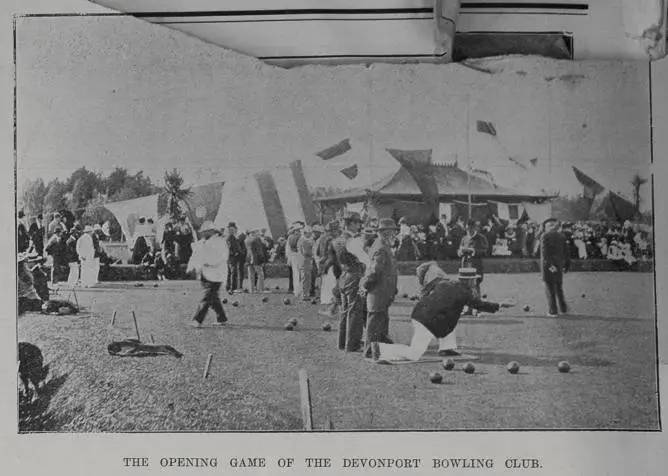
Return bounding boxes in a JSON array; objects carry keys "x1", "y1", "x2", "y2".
[{"x1": 17, "y1": 272, "x2": 659, "y2": 432}]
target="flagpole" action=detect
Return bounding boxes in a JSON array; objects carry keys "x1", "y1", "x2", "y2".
[{"x1": 466, "y1": 94, "x2": 472, "y2": 219}]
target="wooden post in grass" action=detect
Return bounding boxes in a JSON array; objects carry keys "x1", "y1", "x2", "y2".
[
  {"x1": 203, "y1": 353, "x2": 213, "y2": 379},
  {"x1": 298, "y1": 369, "x2": 313, "y2": 431},
  {"x1": 110, "y1": 310, "x2": 117, "y2": 326},
  {"x1": 131, "y1": 307, "x2": 141, "y2": 341},
  {"x1": 150, "y1": 334, "x2": 155, "y2": 344}
]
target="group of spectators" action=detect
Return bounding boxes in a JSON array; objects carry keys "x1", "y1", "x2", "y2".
[
  {"x1": 18, "y1": 210, "x2": 113, "y2": 286},
  {"x1": 388, "y1": 214, "x2": 653, "y2": 266}
]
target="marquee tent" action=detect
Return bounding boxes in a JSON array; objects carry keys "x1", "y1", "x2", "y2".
[{"x1": 104, "y1": 160, "x2": 317, "y2": 243}]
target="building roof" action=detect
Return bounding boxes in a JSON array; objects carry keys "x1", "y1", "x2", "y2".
[{"x1": 314, "y1": 163, "x2": 552, "y2": 203}]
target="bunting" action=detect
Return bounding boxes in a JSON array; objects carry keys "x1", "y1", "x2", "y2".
[
  {"x1": 476, "y1": 120, "x2": 497, "y2": 136},
  {"x1": 340, "y1": 164, "x2": 359, "y2": 180},
  {"x1": 385, "y1": 148, "x2": 439, "y2": 218},
  {"x1": 572, "y1": 166, "x2": 605, "y2": 199},
  {"x1": 316, "y1": 139, "x2": 352, "y2": 160}
]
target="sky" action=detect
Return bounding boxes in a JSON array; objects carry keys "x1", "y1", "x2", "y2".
[{"x1": 15, "y1": 14, "x2": 653, "y2": 208}]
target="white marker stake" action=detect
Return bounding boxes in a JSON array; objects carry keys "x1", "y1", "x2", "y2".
[
  {"x1": 299, "y1": 369, "x2": 313, "y2": 431},
  {"x1": 203, "y1": 353, "x2": 213, "y2": 379},
  {"x1": 110, "y1": 310, "x2": 117, "y2": 327}
]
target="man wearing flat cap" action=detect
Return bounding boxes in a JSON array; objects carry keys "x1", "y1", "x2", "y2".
[
  {"x1": 317, "y1": 220, "x2": 342, "y2": 316},
  {"x1": 540, "y1": 217, "x2": 570, "y2": 317},
  {"x1": 188, "y1": 221, "x2": 229, "y2": 327},
  {"x1": 331, "y1": 211, "x2": 369, "y2": 352},
  {"x1": 360, "y1": 218, "x2": 399, "y2": 357}
]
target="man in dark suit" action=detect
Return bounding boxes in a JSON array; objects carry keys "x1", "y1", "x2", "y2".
[
  {"x1": 540, "y1": 218, "x2": 570, "y2": 317},
  {"x1": 360, "y1": 218, "x2": 398, "y2": 357},
  {"x1": 225, "y1": 222, "x2": 242, "y2": 293},
  {"x1": 369, "y1": 262, "x2": 514, "y2": 363}
]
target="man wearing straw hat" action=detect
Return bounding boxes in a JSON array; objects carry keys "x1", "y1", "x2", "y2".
[
  {"x1": 360, "y1": 218, "x2": 399, "y2": 358},
  {"x1": 187, "y1": 221, "x2": 229, "y2": 328},
  {"x1": 369, "y1": 262, "x2": 514, "y2": 363}
]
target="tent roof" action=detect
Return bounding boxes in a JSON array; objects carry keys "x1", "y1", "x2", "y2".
[{"x1": 314, "y1": 163, "x2": 552, "y2": 203}]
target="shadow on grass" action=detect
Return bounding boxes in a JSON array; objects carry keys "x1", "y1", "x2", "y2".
[
  {"x1": 19, "y1": 372, "x2": 70, "y2": 432},
  {"x1": 472, "y1": 351, "x2": 614, "y2": 368}
]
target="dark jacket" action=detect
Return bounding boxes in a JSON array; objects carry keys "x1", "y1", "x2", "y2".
[
  {"x1": 331, "y1": 232, "x2": 364, "y2": 275},
  {"x1": 459, "y1": 232, "x2": 488, "y2": 276},
  {"x1": 246, "y1": 235, "x2": 267, "y2": 266},
  {"x1": 540, "y1": 230, "x2": 571, "y2": 282},
  {"x1": 411, "y1": 278, "x2": 500, "y2": 338},
  {"x1": 362, "y1": 236, "x2": 398, "y2": 311}
]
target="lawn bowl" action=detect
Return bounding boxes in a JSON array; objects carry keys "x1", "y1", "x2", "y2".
[
  {"x1": 232, "y1": 301, "x2": 240, "y2": 307},
  {"x1": 442, "y1": 358, "x2": 455, "y2": 371},
  {"x1": 222, "y1": 298, "x2": 228, "y2": 304},
  {"x1": 275, "y1": 285, "x2": 280, "y2": 290},
  {"x1": 322, "y1": 323, "x2": 332, "y2": 332},
  {"x1": 507, "y1": 361, "x2": 520, "y2": 374},
  {"x1": 428, "y1": 372, "x2": 443, "y2": 384},
  {"x1": 463, "y1": 362, "x2": 476, "y2": 374},
  {"x1": 283, "y1": 298, "x2": 292, "y2": 305},
  {"x1": 557, "y1": 361, "x2": 571, "y2": 373},
  {"x1": 402, "y1": 293, "x2": 409, "y2": 299},
  {"x1": 153, "y1": 283, "x2": 159, "y2": 288},
  {"x1": 523, "y1": 305, "x2": 531, "y2": 312},
  {"x1": 289, "y1": 318, "x2": 298, "y2": 326},
  {"x1": 285, "y1": 323, "x2": 294, "y2": 331},
  {"x1": 261, "y1": 296, "x2": 269, "y2": 303}
]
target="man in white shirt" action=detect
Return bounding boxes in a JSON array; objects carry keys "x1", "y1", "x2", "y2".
[{"x1": 188, "y1": 221, "x2": 230, "y2": 327}]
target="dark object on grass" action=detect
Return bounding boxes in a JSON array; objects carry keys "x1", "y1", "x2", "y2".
[
  {"x1": 283, "y1": 298, "x2": 291, "y2": 305},
  {"x1": 243, "y1": 288, "x2": 249, "y2": 293},
  {"x1": 153, "y1": 283, "x2": 159, "y2": 288},
  {"x1": 322, "y1": 323, "x2": 332, "y2": 331},
  {"x1": 410, "y1": 295, "x2": 419, "y2": 301},
  {"x1": 581, "y1": 293, "x2": 586, "y2": 298},
  {"x1": 311, "y1": 299, "x2": 318, "y2": 305},
  {"x1": 523, "y1": 305, "x2": 531, "y2": 312},
  {"x1": 442, "y1": 358, "x2": 455, "y2": 371},
  {"x1": 41, "y1": 299, "x2": 78, "y2": 315},
  {"x1": 18, "y1": 342, "x2": 49, "y2": 402},
  {"x1": 557, "y1": 361, "x2": 571, "y2": 373},
  {"x1": 232, "y1": 301, "x2": 240, "y2": 307},
  {"x1": 428, "y1": 372, "x2": 443, "y2": 384},
  {"x1": 482, "y1": 294, "x2": 488, "y2": 299},
  {"x1": 285, "y1": 323, "x2": 294, "y2": 331},
  {"x1": 107, "y1": 339, "x2": 183, "y2": 358},
  {"x1": 507, "y1": 361, "x2": 520, "y2": 374},
  {"x1": 222, "y1": 298, "x2": 228, "y2": 304},
  {"x1": 289, "y1": 318, "x2": 298, "y2": 326},
  {"x1": 262, "y1": 296, "x2": 269, "y2": 303},
  {"x1": 402, "y1": 293, "x2": 408, "y2": 298},
  {"x1": 463, "y1": 362, "x2": 476, "y2": 374},
  {"x1": 275, "y1": 285, "x2": 280, "y2": 290},
  {"x1": 134, "y1": 283, "x2": 144, "y2": 287}
]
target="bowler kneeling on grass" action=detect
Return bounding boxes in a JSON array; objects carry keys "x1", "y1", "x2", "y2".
[{"x1": 369, "y1": 262, "x2": 514, "y2": 363}]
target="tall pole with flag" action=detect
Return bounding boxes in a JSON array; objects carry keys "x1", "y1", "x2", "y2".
[{"x1": 466, "y1": 94, "x2": 472, "y2": 219}]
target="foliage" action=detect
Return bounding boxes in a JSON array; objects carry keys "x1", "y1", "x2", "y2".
[
  {"x1": 43, "y1": 179, "x2": 69, "y2": 215},
  {"x1": 18, "y1": 178, "x2": 47, "y2": 218},
  {"x1": 551, "y1": 195, "x2": 592, "y2": 222},
  {"x1": 162, "y1": 169, "x2": 191, "y2": 220}
]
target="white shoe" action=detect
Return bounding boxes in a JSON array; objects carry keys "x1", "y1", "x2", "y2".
[
  {"x1": 189, "y1": 321, "x2": 203, "y2": 328},
  {"x1": 546, "y1": 313, "x2": 558, "y2": 318}
]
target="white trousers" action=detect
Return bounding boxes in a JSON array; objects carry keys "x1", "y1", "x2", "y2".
[
  {"x1": 67, "y1": 263, "x2": 80, "y2": 286},
  {"x1": 378, "y1": 321, "x2": 458, "y2": 362},
  {"x1": 320, "y1": 268, "x2": 336, "y2": 304},
  {"x1": 80, "y1": 258, "x2": 99, "y2": 287},
  {"x1": 291, "y1": 256, "x2": 303, "y2": 298}
]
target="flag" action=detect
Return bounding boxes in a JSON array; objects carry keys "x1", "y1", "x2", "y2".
[
  {"x1": 572, "y1": 166, "x2": 605, "y2": 199},
  {"x1": 434, "y1": 0, "x2": 459, "y2": 56},
  {"x1": 340, "y1": 164, "x2": 358, "y2": 180},
  {"x1": 316, "y1": 139, "x2": 351, "y2": 160},
  {"x1": 180, "y1": 181, "x2": 225, "y2": 229},
  {"x1": 476, "y1": 120, "x2": 497, "y2": 136},
  {"x1": 289, "y1": 160, "x2": 318, "y2": 225},
  {"x1": 385, "y1": 149, "x2": 439, "y2": 217},
  {"x1": 254, "y1": 171, "x2": 288, "y2": 239}
]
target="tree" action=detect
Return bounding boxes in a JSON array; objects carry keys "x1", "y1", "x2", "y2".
[
  {"x1": 630, "y1": 173, "x2": 648, "y2": 213},
  {"x1": 162, "y1": 169, "x2": 191, "y2": 220},
  {"x1": 43, "y1": 179, "x2": 69, "y2": 215},
  {"x1": 105, "y1": 168, "x2": 156, "y2": 201},
  {"x1": 66, "y1": 167, "x2": 104, "y2": 215},
  {"x1": 19, "y1": 178, "x2": 48, "y2": 218}
]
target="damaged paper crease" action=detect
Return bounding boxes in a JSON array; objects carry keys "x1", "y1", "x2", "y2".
[
  {"x1": 88, "y1": 0, "x2": 666, "y2": 64},
  {"x1": 623, "y1": 0, "x2": 667, "y2": 60}
]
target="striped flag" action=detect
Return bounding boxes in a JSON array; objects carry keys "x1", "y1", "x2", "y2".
[
  {"x1": 181, "y1": 181, "x2": 225, "y2": 229},
  {"x1": 316, "y1": 139, "x2": 351, "y2": 160},
  {"x1": 340, "y1": 164, "x2": 358, "y2": 180},
  {"x1": 385, "y1": 149, "x2": 439, "y2": 218},
  {"x1": 476, "y1": 120, "x2": 497, "y2": 136},
  {"x1": 434, "y1": 0, "x2": 459, "y2": 56}
]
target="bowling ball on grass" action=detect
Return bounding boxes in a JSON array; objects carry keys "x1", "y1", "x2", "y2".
[
  {"x1": 557, "y1": 361, "x2": 571, "y2": 373},
  {"x1": 442, "y1": 358, "x2": 455, "y2": 371},
  {"x1": 507, "y1": 361, "x2": 520, "y2": 374},
  {"x1": 428, "y1": 372, "x2": 443, "y2": 384},
  {"x1": 463, "y1": 362, "x2": 476, "y2": 374}
]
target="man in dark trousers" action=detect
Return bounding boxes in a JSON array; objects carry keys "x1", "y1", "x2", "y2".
[
  {"x1": 540, "y1": 218, "x2": 570, "y2": 317},
  {"x1": 360, "y1": 218, "x2": 399, "y2": 358},
  {"x1": 331, "y1": 212, "x2": 367, "y2": 352},
  {"x1": 225, "y1": 222, "x2": 242, "y2": 293},
  {"x1": 370, "y1": 262, "x2": 514, "y2": 363}
]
